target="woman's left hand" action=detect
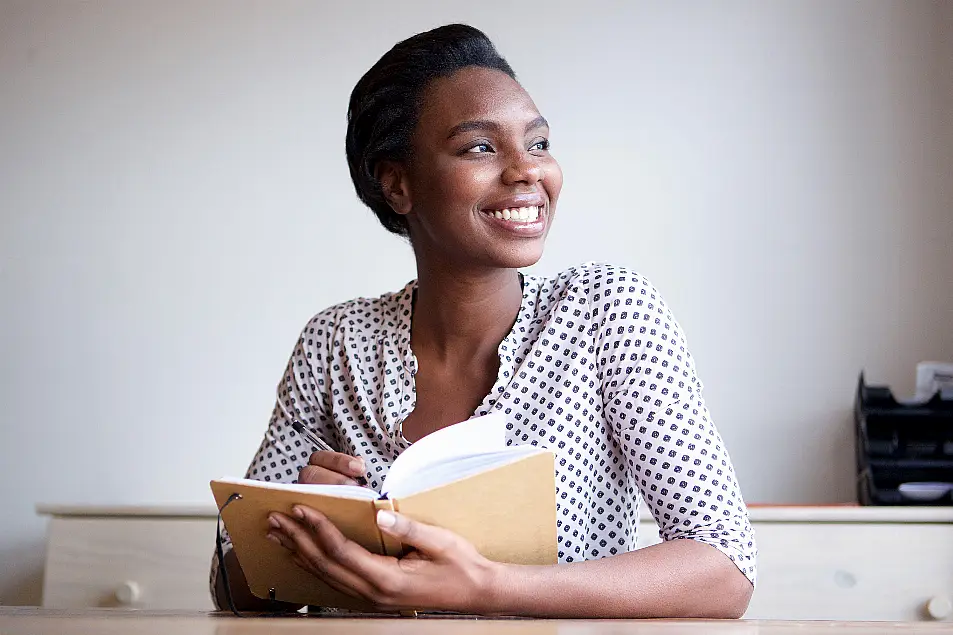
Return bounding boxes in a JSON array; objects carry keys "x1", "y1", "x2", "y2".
[{"x1": 267, "y1": 506, "x2": 503, "y2": 613}]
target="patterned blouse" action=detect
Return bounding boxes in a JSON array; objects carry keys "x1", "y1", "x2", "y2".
[{"x1": 211, "y1": 262, "x2": 757, "y2": 605}]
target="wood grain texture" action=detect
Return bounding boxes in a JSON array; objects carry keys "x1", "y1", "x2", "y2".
[
  {"x1": 41, "y1": 517, "x2": 216, "y2": 610},
  {"x1": 3, "y1": 608, "x2": 953, "y2": 635},
  {"x1": 38, "y1": 507, "x2": 953, "y2": 622},
  {"x1": 741, "y1": 523, "x2": 953, "y2": 621},
  {"x1": 38, "y1": 503, "x2": 953, "y2": 523}
]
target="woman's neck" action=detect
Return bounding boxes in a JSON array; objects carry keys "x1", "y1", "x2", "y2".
[{"x1": 411, "y1": 261, "x2": 523, "y2": 364}]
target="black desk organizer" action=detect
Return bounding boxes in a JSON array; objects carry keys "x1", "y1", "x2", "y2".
[{"x1": 855, "y1": 373, "x2": 953, "y2": 505}]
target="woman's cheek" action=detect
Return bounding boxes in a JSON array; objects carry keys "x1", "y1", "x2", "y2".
[
  {"x1": 543, "y1": 158, "x2": 563, "y2": 201},
  {"x1": 441, "y1": 163, "x2": 497, "y2": 204}
]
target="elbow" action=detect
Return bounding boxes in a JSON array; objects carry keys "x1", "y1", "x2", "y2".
[
  {"x1": 682, "y1": 541, "x2": 754, "y2": 619},
  {"x1": 708, "y1": 567, "x2": 754, "y2": 619},
  {"x1": 719, "y1": 580, "x2": 753, "y2": 619},
  {"x1": 688, "y1": 538, "x2": 755, "y2": 619}
]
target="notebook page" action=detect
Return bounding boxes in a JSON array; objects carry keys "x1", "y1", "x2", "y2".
[
  {"x1": 382, "y1": 411, "x2": 506, "y2": 496},
  {"x1": 385, "y1": 445, "x2": 546, "y2": 498},
  {"x1": 214, "y1": 477, "x2": 379, "y2": 500}
]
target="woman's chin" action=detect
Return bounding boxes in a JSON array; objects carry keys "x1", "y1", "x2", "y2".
[{"x1": 488, "y1": 242, "x2": 545, "y2": 270}]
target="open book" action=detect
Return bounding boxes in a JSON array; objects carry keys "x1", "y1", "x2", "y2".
[{"x1": 210, "y1": 412, "x2": 557, "y2": 611}]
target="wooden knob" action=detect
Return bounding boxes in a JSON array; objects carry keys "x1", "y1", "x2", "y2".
[
  {"x1": 114, "y1": 580, "x2": 142, "y2": 605},
  {"x1": 926, "y1": 596, "x2": 952, "y2": 620}
]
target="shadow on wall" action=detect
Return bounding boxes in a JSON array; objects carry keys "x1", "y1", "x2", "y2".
[{"x1": 0, "y1": 541, "x2": 45, "y2": 606}]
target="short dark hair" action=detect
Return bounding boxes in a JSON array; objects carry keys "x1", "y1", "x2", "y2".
[{"x1": 345, "y1": 24, "x2": 516, "y2": 236}]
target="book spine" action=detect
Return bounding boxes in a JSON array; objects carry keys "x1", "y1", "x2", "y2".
[{"x1": 373, "y1": 498, "x2": 404, "y2": 557}]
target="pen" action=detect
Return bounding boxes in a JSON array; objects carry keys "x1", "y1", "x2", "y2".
[
  {"x1": 290, "y1": 420, "x2": 334, "y2": 452},
  {"x1": 290, "y1": 419, "x2": 367, "y2": 486}
]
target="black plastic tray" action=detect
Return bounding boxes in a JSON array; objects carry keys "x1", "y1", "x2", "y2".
[{"x1": 854, "y1": 374, "x2": 953, "y2": 505}]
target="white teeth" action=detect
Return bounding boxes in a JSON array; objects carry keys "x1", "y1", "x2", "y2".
[{"x1": 487, "y1": 205, "x2": 542, "y2": 222}]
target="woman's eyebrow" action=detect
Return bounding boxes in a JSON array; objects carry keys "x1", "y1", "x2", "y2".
[
  {"x1": 446, "y1": 115, "x2": 549, "y2": 140},
  {"x1": 446, "y1": 119, "x2": 499, "y2": 139},
  {"x1": 525, "y1": 115, "x2": 549, "y2": 133}
]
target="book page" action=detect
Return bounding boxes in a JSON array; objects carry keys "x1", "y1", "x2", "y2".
[
  {"x1": 383, "y1": 411, "x2": 509, "y2": 496},
  {"x1": 217, "y1": 411, "x2": 524, "y2": 501},
  {"x1": 385, "y1": 445, "x2": 546, "y2": 499},
  {"x1": 214, "y1": 477, "x2": 379, "y2": 500}
]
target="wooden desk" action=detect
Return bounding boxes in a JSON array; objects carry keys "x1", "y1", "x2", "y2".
[
  {"x1": 1, "y1": 608, "x2": 951, "y2": 634},
  {"x1": 35, "y1": 505, "x2": 953, "y2": 621}
]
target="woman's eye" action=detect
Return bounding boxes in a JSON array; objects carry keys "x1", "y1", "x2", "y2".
[
  {"x1": 530, "y1": 139, "x2": 551, "y2": 152},
  {"x1": 466, "y1": 143, "x2": 493, "y2": 154}
]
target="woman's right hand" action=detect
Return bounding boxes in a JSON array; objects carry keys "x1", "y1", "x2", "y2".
[{"x1": 298, "y1": 451, "x2": 366, "y2": 486}]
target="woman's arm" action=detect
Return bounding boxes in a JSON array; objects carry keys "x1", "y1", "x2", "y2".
[
  {"x1": 267, "y1": 504, "x2": 752, "y2": 618},
  {"x1": 486, "y1": 537, "x2": 753, "y2": 618},
  {"x1": 592, "y1": 268, "x2": 757, "y2": 594}
]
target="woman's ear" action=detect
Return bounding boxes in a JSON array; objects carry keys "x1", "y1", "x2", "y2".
[{"x1": 377, "y1": 161, "x2": 412, "y2": 216}]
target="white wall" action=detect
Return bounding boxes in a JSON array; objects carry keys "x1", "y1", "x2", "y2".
[{"x1": 1, "y1": 0, "x2": 951, "y2": 605}]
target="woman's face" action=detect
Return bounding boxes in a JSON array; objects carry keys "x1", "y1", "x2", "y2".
[{"x1": 397, "y1": 66, "x2": 563, "y2": 270}]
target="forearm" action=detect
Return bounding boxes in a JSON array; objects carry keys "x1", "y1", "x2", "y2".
[
  {"x1": 214, "y1": 549, "x2": 303, "y2": 613},
  {"x1": 483, "y1": 539, "x2": 753, "y2": 618}
]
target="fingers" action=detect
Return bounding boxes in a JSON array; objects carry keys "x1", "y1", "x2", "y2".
[
  {"x1": 298, "y1": 464, "x2": 359, "y2": 486},
  {"x1": 376, "y1": 510, "x2": 457, "y2": 559},
  {"x1": 271, "y1": 510, "x2": 377, "y2": 599},
  {"x1": 269, "y1": 509, "x2": 387, "y2": 601},
  {"x1": 290, "y1": 552, "x2": 366, "y2": 600},
  {"x1": 266, "y1": 516, "x2": 360, "y2": 599},
  {"x1": 307, "y1": 451, "x2": 366, "y2": 478},
  {"x1": 265, "y1": 527, "x2": 296, "y2": 551},
  {"x1": 296, "y1": 507, "x2": 399, "y2": 587},
  {"x1": 269, "y1": 520, "x2": 359, "y2": 597}
]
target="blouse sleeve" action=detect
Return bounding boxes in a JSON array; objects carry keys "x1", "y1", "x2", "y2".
[
  {"x1": 592, "y1": 267, "x2": 757, "y2": 586},
  {"x1": 209, "y1": 311, "x2": 342, "y2": 607}
]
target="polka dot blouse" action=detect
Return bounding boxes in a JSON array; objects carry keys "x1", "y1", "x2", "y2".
[{"x1": 212, "y1": 262, "x2": 757, "y2": 601}]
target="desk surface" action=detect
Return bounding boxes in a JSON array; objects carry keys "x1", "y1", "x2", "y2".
[
  {"x1": 1, "y1": 608, "x2": 950, "y2": 634},
  {"x1": 34, "y1": 503, "x2": 953, "y2": 523}
]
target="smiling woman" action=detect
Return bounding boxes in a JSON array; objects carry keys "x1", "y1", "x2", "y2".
[{"x1": 210, "y1": 24, "x2": 756, "y2": 618}]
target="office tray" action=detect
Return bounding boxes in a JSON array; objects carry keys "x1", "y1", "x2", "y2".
[{"x1": 854, "y1": 373, "x2": 953, "y2": 505}]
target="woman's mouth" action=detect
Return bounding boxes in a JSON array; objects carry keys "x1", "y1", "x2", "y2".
[
  {"x1": 480, "y1": 205, "x2": 546, "y2": 236},
  {"x1": 481, "y1": 205, "x2": 541, "y2": 223}
]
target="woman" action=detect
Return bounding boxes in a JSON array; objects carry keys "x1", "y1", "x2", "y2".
[{"x1": 212, "y1": 23, "x2": 756, "y2": 618}]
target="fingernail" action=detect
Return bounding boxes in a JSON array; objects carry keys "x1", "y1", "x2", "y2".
[
  {"x1": 349, "y1": 458, "x2": 364, "y2": 474},
  {"x1": 376, "y1": 510, "x2": 396, "y2": 529},
  {"x1": 292, "y1": 506, "x2": 304, "y2": 519},
  {"x1": 266, "y1": 533, "x2": 281, "y2": 545},
  {"x1": 268, "y1": 514, "x2": 280, "y2": 529}
]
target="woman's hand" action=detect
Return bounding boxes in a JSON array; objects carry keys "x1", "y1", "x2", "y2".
[
  {"x1": 298, "y1": 451, "x2": 366, "y2": 486},
  {"x1": 266, "y1": 506, "x2": 502, "y2": 613}
]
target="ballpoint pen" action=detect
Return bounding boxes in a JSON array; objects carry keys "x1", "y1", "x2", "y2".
[
  {"x1": 290, "y1": 419, "x2": 367, "y2": 485},
  {"x1": 290, "y1": 420, "x2": 334, "y2": 452}
]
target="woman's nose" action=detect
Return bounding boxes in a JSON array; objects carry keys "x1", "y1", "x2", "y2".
[{"x1": 502, "y1": 154, "x2": 543, "y2": 186}]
